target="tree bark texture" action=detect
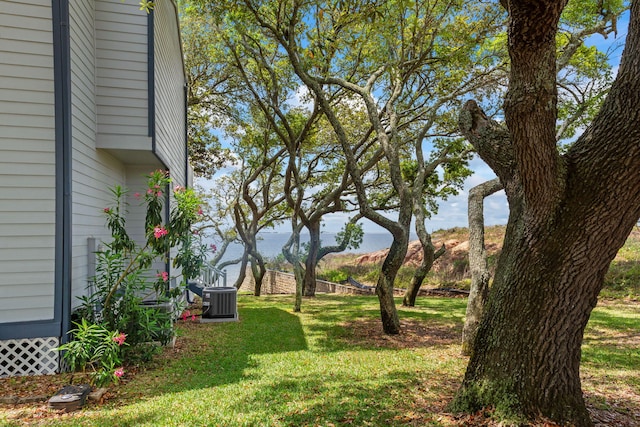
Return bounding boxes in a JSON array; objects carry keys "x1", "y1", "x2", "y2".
[
  {"x1": 233, "y1": 250, "x2": 249, "y2": 289},
  {"x1": 402, "y1": 199, "x2": 445, "y2": 307},
  {"x1": 250, "y1": 254, "x2": 265, "y2": 297},
  {"x1": 375, "y1": 232, "x2": 407, "y2": 335},
  {"x1": 453, "y1": 1, "x2": 640, "y2": 424},
  {"x1": 461, "y1": 178, "x2": 502, "y2": 356},
  {"x1": 303, "y1": 220, "x2": 321, "y2": 297}
]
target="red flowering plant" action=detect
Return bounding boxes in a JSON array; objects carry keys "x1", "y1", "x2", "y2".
[
  {"x1": 56, "y1": 319, "x2": 128, "y2": 387},
  {"x1": 71, "y1": 170, "x2": 207, "y2": 369}
]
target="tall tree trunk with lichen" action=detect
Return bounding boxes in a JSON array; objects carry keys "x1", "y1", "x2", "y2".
[
  {"x1": 461, "y1": 178, "x2": 502, "y2": 356},
  {"x1": 451, "y1": 2, "x2": 640, "y2": 424}
]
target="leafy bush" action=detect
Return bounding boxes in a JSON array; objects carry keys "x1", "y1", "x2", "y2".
[
  {"x1": 62, "y1": 170, "x2": 208, "y2": 385},
  {"x1": 57, "y1": 319, "x2": 127, "y2": 387},
  {"x1": 318, "y1": 269, "x2": 348, "y2": 283}
]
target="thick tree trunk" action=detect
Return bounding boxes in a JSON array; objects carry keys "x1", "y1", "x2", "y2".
[
  {"x1": 454, "y1": 197, "x2": 638, "y2": 424},
  {"x1": 303, "y1": 220, "x2": 321, "y2": 297},
  {"x1": 461, "y1": 178, "x2": 502, "y2": 356},
  {"x1": 249, "y1": 242, "x2": 266, "y2": 296},
  {"x1": 402, "y1": 266, "x2": 429, "y2": 307},
  {"x1": 250, "y1": 256, "x2": 265, "y2": 297},
  {"x1": 282, "y1": 224, "x2": 304, "y2": 312},
  {"x1": 291, "y1": 231, "x2": 304, "y2": 313},
  {"x1": 376, "y1": 225, "x2": 409, "y2": 334},
  {"x1": 453, "y1": 2, "x2": 640, "y2": 423},
  {"x1": 402, "y1": 239, "x2": 445, "y2": 307}
]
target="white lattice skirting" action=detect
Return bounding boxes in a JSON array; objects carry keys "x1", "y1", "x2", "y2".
[{"x1": 0, "y1": 337, "x2": 60, "y2": 377}]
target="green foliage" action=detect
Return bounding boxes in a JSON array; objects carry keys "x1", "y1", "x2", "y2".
[
  {"x1": 57, "y1": 319, "x2": 127, "y2": 387},
  {"x1": 335, "y1": 222, "x2": 364, "y2": 252},
  {"x1": 71, "y1": 170, "x2": 207, "y2": 379},
  {"x1": 317, "y1": 269, "x2": 348, "y2": 283}
]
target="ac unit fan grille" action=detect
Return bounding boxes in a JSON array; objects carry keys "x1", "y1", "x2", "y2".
[{"x1": 202, "y1": 287, "x2": 238, "y2": 320}]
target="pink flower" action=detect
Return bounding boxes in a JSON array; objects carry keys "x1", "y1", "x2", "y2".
[
  {"x1": 134, "y1": 192, "x2": 141, "y2": 199},
  {"x1": 210, "y1": 244, "x2": 217, "y2": 252},
  {"x1": 174, "y1": 185, "x2": 185, "y2": 193},
  {"x1": 182, "y1": 310, "x2": 191, "y2": 321},
  {"x1": 147, "y1": 188, "x2": 154, "y2": 195},
  {"x1": 153, "y1": 226, "x2": 168, "y2": 238},
  {"x1": 114, "y1": 368, "x2": 124, "y2": 378},
  {"x1": 156, "y1": 271, "x2": 169, "y2": 282},
  {"x1": 198, "y1": 207, "x2": 203, "y2": 215},
  {"x1": 103, "y1": 207, "x2": 111, "y2": 213},
  {"x1": 156, "y1": 190, "x2": 163, "y2": 197},
  {"x1": 113, "y1": 332, "x2": 127, "y2": 346},
  {"x1": 191, "y1": 315, "x2": 197, "y2": 322}
]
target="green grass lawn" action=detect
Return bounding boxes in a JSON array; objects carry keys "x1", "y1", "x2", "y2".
[{"x1": 1, "y1": 294, "x2": 638, "y2": 426}]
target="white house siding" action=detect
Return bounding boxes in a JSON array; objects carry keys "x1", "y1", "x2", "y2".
[
  {"x1": 152, "y1": 0, "x2": 188, "y2": 288},
  {"x1": 124, "y1": 165, "x2": 171, "y2": 292},
  {"x1": 0, "y1": 0, "x2": 56, "y2": 323},
  {"x1": 95, "y1": 0, "x2": 151, "y2": 151},
  {"x1": 69, "y1": 0, "x2": 128, "y2": 307},
  {"x1": 153, "y1": 0, "x2": 187, "y2": 187}
]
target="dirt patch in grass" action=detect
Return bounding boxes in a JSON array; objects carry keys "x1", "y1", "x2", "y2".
[{"x1": 341, "y1": 318, "x2": 461, "y2": 348}]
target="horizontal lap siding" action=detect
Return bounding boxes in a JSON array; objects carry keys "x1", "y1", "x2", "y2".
[
  {"x1": 0, "y1": 0, "x2": 55, "y2": 322},
  {"x1": 70, "y1": 1, "x2": 126, "y2": 307},
  {"x1": 153, "y1": 1, "x2": 187, "y2": 285},
  {"x1": 95, "y1": 0, "x2": 148, "y2": 140},
  {"x1": 124, "y1": 165, "x2": 169, "y2": 289},
  {"x1": 154, "y1": 0, "x2": 186, "y2": 186}
]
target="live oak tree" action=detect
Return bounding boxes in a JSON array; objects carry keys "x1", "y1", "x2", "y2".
[
  {"x1": 195, "y1": 0, "x2": 505, "y2": 333},
  {"x1": 452, "y1": 0, "x2": 640, "y2": 425},
  {"x1": 461, "y1": 0, "x2": 626, "y2": 357},
  {"x1": 224, "y1": 118, "x2": 290, "y2": 293},
  {"x1": 286, "y1": 104, "x2": 379, "y2": 299},
  {"x1": 195, "y1": 184, "x2": 244, "y2": 272},
  {"x1": 202, "y1": 10, "x2": 365, "y2": 301},
  {"x1": 181, "y1": 9, "x2": 238, "y2": 177}
]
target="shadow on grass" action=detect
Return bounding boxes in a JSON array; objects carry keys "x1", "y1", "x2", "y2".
[
  {"x1": 587, "y1": 306, "x2": 640, "y2": 332},
  {"x1": 84, "y1": 297, "x2": 463, "y2": 426},
  {"x1": 227, "y1": 369, "x2": 460, "y2": 427},
  {"x1": 118, "y1": 307, "x2": 308, "y2": 398},
  {"x1": 302, "y1": 294, "x2": 467, "y2": 352}
]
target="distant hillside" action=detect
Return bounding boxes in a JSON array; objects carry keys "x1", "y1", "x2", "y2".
[{"x1": 319, "y1": 225, "x2": 640, "y2": 299}]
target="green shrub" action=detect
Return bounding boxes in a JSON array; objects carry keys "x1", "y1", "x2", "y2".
[
  {"x1": 67, "y1": 170, "x2": 208, "y2": 379},
  {"x1": 57, "y1": 319, "x2": 128, "y2": 387},
  {"x1": 318, "y1": 269, "x2": 348, "y2": 283}
]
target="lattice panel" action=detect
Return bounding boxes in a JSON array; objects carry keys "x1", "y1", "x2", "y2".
[{"x1": 0, "y1": 337, "x2": 60, "y2": 377}]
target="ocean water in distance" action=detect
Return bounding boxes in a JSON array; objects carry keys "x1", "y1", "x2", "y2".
[{"x1": 206, "y1": 231, "x2": 417, "y2": 285}]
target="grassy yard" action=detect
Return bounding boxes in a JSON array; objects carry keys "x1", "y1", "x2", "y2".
[{"x1": 1, "y1": 294, "x2": 638, "y2": 426}]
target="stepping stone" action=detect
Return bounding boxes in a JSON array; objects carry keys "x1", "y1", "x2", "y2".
[{"x1": 48, "y1": 384, "x2": 91, "y2": 412}]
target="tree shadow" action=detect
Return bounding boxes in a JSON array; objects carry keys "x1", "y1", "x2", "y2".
[{"x1": 117, "y1": 307, "x2": 308, "y2": 397}]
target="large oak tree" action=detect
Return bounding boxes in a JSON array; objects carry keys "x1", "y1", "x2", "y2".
[{"x1": 452, "y1": 0, "x2": 640, "y2": 425}]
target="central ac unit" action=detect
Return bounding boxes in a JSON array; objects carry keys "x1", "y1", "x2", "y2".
[{"x1": 201, "y1": 287, "x2": 238, "y2": 322}]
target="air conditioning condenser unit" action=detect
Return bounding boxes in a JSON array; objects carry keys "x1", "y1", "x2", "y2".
[{"x1": 201, "y1": 287, "x2": 238, "y2": 323}]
